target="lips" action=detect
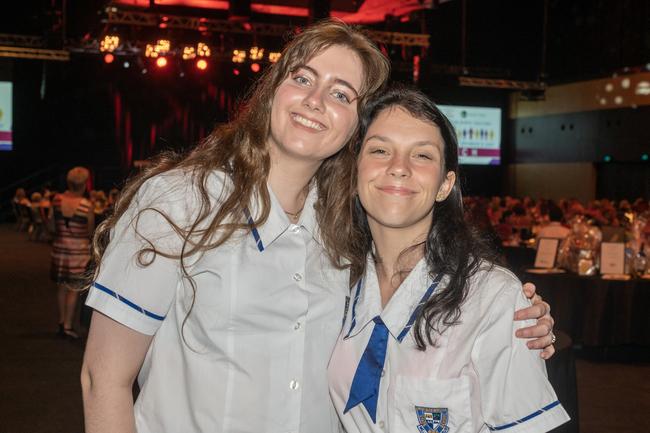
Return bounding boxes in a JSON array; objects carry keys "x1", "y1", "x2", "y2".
[
  {"x1": 290, "y1": 112, "x2": 326, "y2": 131},
  {"x1": 377, "y1": 185, "x2": 416, "y2": 196}
]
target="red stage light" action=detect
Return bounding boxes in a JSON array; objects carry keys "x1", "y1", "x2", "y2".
[
  {"x1": 251, "y1": 62, "x2": 260, "y2": 73},
  {"x1": 104, "y1": 53, "x2": 115, "y2": 64},
  {"x1": 233, "y1": 68, "x2": 240, "y2": 76},
  {"x1": 196, "y1": 59, "x2": 208, "y2": 70},
  {"x1": 156, "y1": 57, "x2": 168, "y2": 68}
]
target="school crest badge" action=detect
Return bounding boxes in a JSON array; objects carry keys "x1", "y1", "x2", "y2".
[{"x1": 415, "y1": 406, "x2": 449, "y2": 433}]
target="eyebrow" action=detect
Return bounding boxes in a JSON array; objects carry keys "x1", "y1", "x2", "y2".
[
  {"x1": 365, "y1": 135, "x2": 438, "y2": 147},
  {"x1": 297, "y1": 65, "x2": 360, "y2": 97}
]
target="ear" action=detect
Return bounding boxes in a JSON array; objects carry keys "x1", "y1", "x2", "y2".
[{"x1": 435, "y1": 171, "x2": 456, "y2": 202}]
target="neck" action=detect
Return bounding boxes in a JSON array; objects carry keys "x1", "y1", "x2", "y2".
[
  {"x1": 268, "y1": 148, "x2": 321, "y2": 215},
  {"x1": 369, "y1": 222, "x2": 427, "y2": 304}
]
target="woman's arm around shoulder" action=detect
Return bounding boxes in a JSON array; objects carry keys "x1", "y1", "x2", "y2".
[{"x1": 81, "y1": 311, "x2": 153, "y2": 433}]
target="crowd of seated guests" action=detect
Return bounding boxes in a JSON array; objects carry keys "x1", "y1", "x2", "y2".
[
  {"x1": 464, "y1": 195, "x2": 650, "y2": 248},
  {"x1": 11, "y1": 185, "x2": 120, "y2": 241}
]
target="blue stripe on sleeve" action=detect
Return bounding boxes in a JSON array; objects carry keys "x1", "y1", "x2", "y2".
[
  {"x1": 487, "y1": 401, "x2": 561, "y2": 431},
  {"x1": 92, "y1": 282, "x2": 166, "y2": 321}
]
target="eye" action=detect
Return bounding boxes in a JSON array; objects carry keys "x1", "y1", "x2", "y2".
[
  {"x1": 292, "y1": 74, "x2": 311, "y2": 86},
  {"x1": 369, "y1": 147, "x2": 387, "y2": 155},
  {"x1": 332, "y1": 90, "x2": 351, "y2": 103},
  {"x1": 415, "y1": 153, "x2": 433, "y2": 160}
]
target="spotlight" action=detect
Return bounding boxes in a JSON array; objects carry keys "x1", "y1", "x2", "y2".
[
  {"x1": 268, "y1": 52, "x2": 281, "y2": 63},
  {"x1": 642, "y1": 153, "x2": 649, "y2": 162},
  {"x1": 249, "y1": 47, "x2": 264, "y2": 61},
  {"x1": 103, "y1": 53, "x2": 115, "y2": 64},
  {"x1": 123, "y1": 61, "x2": 130, "y2": 68},
  {"x1": 251, "y1": 62, "x2": 260, "y2": 73},
  {"x1": 100, "y1": 35, "x2": 120, "y2": 52},
  {"x1": 183, "y1": 46, "x2": 196, "y2": 60},
  {"x1": 156, "y1": 57, "x2": 168, "y2": 68},
  {"x1": 233, "y1": 68, "x2": 240, "y2": 76},
  {"x1": 196, "y1": 59, "x2": 208, "y2": 70},
  {"x1": 603, "y1": 155, "x2": 612, "y2": 162},
  {"x1": 232, "y1": 49, "x2": 246, "y2": 63},
  {"x1": 197, "y1": 43, "x2": 211, "y2": 57}
]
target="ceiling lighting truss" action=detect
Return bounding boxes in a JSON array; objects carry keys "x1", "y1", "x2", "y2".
[
  {"x1": 0, "y1": 45, "x2": 69, "y2": 61},
  {"x1": 105, "y1": 7, "x2": 429, "y2": 48}
]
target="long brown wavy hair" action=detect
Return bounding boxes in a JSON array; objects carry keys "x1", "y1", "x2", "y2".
[{"x1": 89, "y1": 20, "x2": 390, "y2": 313}]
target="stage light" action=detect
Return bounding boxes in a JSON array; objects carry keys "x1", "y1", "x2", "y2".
[
  {"x1": 249, "y1": 47, "x2": 264, "y2": 61},
  {"x1": 123, "y1": 61, "x2": 130, "y2": 68},
  {"x1": 146, "y1": 40, "x2": 171, "y2": 58},
  {"x1": 603, "y1": 155, "x2": 612, "y2": 162},
  {"x1": 100, "y1": 35, "x2": 120, "y2": 52},
  {"x1": 183, "y1": 46, "x2": 196, "y2": 60},
  {"x1": 232, "y1": 49, "x2": 246, "y2": 63},
  {"x1": 159, "y1": 15, "x2": 169, "y2": 29},
  {"x1": 156, "y1": 57, "x2": 168, "y2": 68},
  {"x1": 233, "y1": 68, "x2": 240, "y2": 76},
  {"x1": 103, "y1": 53, "x2": 115, "y2": 64},
  {"x1": 642, "y1": 153, "x2": 649, "y2": 161},
  {"x1": 197, "y1": 43, "x2": 211, "y2": 57},
  {"x1": 196, "y1": 59, "x2": 208, "y2": 70},
  {"x1": 251, "y1": 62, "x2": 260, "y2": 73},
  {"x1": 268, "y1": 52, "x2": 281, "y2": 63}
]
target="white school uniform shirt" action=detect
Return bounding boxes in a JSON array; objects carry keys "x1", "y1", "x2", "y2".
[
  {"x1": 328, "y1": 256, "x2": 570, "y2": 433},
  {"x1": 86, "y1": 169, "x2": 349, "y2": 433}
]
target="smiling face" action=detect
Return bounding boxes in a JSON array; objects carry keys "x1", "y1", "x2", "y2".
[
  {"x1": 268, "y1": 44, "x2": 364, "y2": 167},
  {"x1": 357, "y1": 106, "x2": 456, "y2": 237}
]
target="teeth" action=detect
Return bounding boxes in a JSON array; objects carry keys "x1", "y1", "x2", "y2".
[{"x1": 292, "y1": 114, "x2": 325, "y2": 131}]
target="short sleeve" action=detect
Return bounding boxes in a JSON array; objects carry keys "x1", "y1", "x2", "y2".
[
  {"x1": 472, "y1": 273, "x2": 570, "y2": 433},
  {"x1": 85, "y1": 174, "x2": 193, "y2": 335}
]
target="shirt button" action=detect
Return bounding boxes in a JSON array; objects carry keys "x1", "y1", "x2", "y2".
[
  {"x1": 289, "y1": 379, "x2": 300, "y2": 390},
  {"x1": 294, "y1": 321, "x2": 302, "y2": 330},
  {"x1": 290, "y1": 225, "x2": 301, "y2": 233},
  {"x1": 292, "y1": 273, "x2": 303, "y2": 282}
]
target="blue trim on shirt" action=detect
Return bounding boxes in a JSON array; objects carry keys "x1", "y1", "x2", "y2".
[
  {"x1": 396, "y1": 273, "x2": 443, "y2": 342},
  {"x1": 92, "y1": 282, "x2": 166, "y2": 321},
  {"x1": 487, "y1": 401, "x2": 561, "y2": 431},
  {"x1": 244, "y1": 208, "x2": 264, "y2": 252},
  {"x1": 344, "y1": 278, "x2": 363, "y2": 338}
]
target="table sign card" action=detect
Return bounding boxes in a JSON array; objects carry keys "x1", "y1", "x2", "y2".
[
  {"x1": 600, "y1": 242, "x2": 626, "y2": 275},
  {"x1": 534, "y1": 238, "x2": 560, "y2": 269}
]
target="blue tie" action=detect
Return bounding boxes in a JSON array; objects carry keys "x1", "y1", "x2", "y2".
[
  {"x1": 343, "y1": 274, "x2": 443, "y2": 423},
  {"x1": 343, "y1": 316, "x2": 389, "y2": 423}
]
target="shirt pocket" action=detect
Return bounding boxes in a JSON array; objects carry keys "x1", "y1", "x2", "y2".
[{"x1": 389, "y1": 375, "x2": 473, "y2": 433}]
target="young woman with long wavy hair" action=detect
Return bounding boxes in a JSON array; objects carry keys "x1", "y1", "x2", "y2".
[{"x1": 81, "y1": 20, "x2": 556, "y2": 433}]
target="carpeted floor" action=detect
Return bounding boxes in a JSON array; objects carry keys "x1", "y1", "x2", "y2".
[{"x1": 0, "y1": 223, "x2": 648, "y2": 433}]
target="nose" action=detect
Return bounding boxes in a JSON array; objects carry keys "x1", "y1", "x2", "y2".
[
  {"x1": 302, "y1": 86, "x2": 325, "y2": 112},
  {"x1": 388, "y1": 154, "x2": 411, "y2": 178}
]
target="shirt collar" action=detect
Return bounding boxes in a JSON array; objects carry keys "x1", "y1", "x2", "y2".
[
  {"x1": 345, "y1": 255, "x2": 446, "y2": 341},
  {"x1": 247, "y1": 182, "x2": 319, "y2": 251}
]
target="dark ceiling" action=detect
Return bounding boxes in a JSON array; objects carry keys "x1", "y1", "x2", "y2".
[{"x1": 1, "y1": 0, "x2": 649, "y2": 84}]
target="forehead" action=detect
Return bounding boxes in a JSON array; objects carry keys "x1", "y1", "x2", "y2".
[
  {"x1": 365, "y1": 106, "x2": 443, "y2": 144},
  {"x1": 299, "y1": 45, "x2": 364, "y2": 89}
]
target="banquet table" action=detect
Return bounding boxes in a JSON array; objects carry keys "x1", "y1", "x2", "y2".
[{"x1": 503, "y1": 246, "x2": 650, "y2": 347}]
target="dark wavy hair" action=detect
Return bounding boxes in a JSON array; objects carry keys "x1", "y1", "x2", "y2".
[{"x1": 348, "y1": 84, "x2": 499, "y2": 350}]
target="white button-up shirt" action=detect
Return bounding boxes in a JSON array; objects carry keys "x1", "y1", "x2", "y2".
[
  {"x1": 86, "y1": 170, "x2": 348, "y2": 433},
  {"x1": 328, "y1": 256, "x2": 570, "y2": 433}
]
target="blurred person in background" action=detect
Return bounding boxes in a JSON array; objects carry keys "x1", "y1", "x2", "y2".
[{"x1": 50, "y1": 167, "x2": 95, "y2": 339}]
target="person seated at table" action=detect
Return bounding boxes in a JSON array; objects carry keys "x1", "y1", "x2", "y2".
[{"x1": 536, "y1": 202, "x2": 571, "y2": 245}]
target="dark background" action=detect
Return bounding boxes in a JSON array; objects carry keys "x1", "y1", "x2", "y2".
[{"x1": 1, "y1": 0, "x2": 649, "y2": 208}]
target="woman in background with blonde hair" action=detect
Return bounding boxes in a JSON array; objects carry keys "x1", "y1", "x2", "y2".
[{"x1": 50, "y1": 166, "x2": 94, "y2": 339}]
